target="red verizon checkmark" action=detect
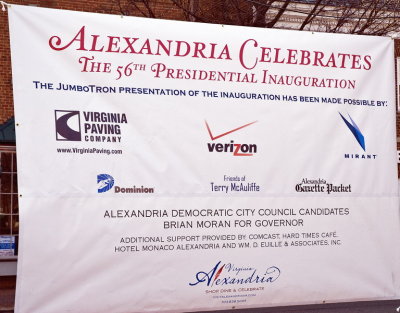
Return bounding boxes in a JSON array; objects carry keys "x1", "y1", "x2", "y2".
[{"x1": 205, "y1": 120, "x2": 258, "y2": 141}]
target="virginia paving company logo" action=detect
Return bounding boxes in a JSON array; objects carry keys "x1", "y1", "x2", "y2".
[
  {"x1": 55, "y1": 110, "x2": 82, "y2": 141},
  {"x1": 339, "y1": 112, "x2": 377, "y2": 160},
  {"x1": 205, "y1": 120, "x2": 258, "y2": 156},
  {"x1": 189, "y1": 261, "x2": 280, "y2": 287},
  {"x1": 97, "y1": 174, "x2": 115, "y2": 193},
  {"x1": 55, "y1": 110, "x2": 127, "y2": 143}
]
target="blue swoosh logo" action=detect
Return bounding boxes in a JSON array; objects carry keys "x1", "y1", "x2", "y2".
[{"x1": 339, "y1": 112, "x2": 365, "y2": 151}]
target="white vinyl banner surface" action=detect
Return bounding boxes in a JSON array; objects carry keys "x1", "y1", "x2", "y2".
[{"x1": 9, "y1": 5, "x2": 400, "y2": 313}]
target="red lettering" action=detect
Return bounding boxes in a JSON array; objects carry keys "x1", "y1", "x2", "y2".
[
  {"x1": 338, "y1": 53, "x2": 351, "y2": 68},
  {"x1": 209, "y1": 43, "x2": 217, "y2": 59},
  {"x1": 325, "y1": 53, "x2": 337, "y2": 68},
  {"x1": 299, "y1": 50, "x2": 311, "y2": 65},
  {"x1": 363, "y1": 55, "x2": 372, "y2": 70},
  {"x1": 287, "y1": 49, "x2": 298, "y2": 64},
  {"x1": 218, "y1": 45, "x2": 231, "y2": 60},
  {"x1": 90, "y1": 35, "x2": 104, "y2": 52},
  {"x1": 49, "y1": 26, "x2": 87, "y2": 51},
  {"x1": 351, "y1": 55, "x2": 362, "y2": 69},
  {"x1": 273, "y1": 48, "x2": 285, "y2": 64},
  {"x1": 155, "y1": 39, "x2": 172, "y2": 56},
  {"x1": 233, "y1": 144, "x2": 252, "y2": 156},
  {"x1": 121, "y1": 38, "x2": 139, "y2": 53},
  {"x1": 260, "y1": 47, "x2": 271, "y2": 62},
  {"x1": 150, "y1": 63, "x2": 166, "y2": 78},
  {"x1": 166, "y1": 68, "x2": 175, "y2": 78},
  {"x1": 175, "y1": 41, "x2": 190, "y2": 57},
  {"x1": 106, "y1": 36, "x2": 120, "y2": 53},
  {"x1": 313, "y1": 51, "x2": 325, "y2": 66},
  {"x1": 139, "y1": 39, "x2": 153, "y2": 54},
  {"x1": 239, "y1": 39, "x2": 258, "y2": 70},
  {"x1": 193, "y1": 42, "x2": 207, "y2": 58}
]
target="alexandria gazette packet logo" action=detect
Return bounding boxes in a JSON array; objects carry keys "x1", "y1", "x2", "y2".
[
  {"x1": 295, "y1": 177, "x2": 351, "y2": 195},
  {"x1": 339, "y1": 112, "x2": 377, "y2": 160},
  {"x1": 55, "y1": 110, "x2": 127, "y2": 143},
  {"x1": 189, "y1": 261, "x2": 280, "y2": 287}
]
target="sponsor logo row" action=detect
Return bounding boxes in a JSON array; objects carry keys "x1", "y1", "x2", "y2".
[
  {"x1": 97, "y1": 173, "x2": 350, "y2": 195},
  {"x1": 55, "y1": 109, "x2": 377, "y2": 160}
]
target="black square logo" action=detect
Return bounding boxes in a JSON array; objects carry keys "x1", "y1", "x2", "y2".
[{"x1": 55, "y1": 110, "x2": 81, "y2": 141}]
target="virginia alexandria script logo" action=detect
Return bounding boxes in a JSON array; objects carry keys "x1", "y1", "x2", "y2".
[
  {"x1": 205, "y1": 120, "x2": 258, "y2": 156},
  {"x1": 189, "y1": 261, "x2": 280, "y2": 287},
  {"x1": 339, "y1": 112, "x2": 365, "y2": 151},
  {"x1": 97, "y1": 174, "x2": 115, "y2": 193}
]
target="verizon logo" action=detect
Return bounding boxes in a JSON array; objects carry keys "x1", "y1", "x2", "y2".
[{"x1": 205, "y1": 120, "x2": 258, "y2": 156}]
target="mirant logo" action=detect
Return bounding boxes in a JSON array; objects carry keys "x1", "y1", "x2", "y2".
[
  {"x1": 55, "y1": 110, "x2": 127, "y2": 143},
  {"x1": 339, "y1": 112, "x2": 377, "y2": 160},
  {"x1": 97, "y1": 174, "x2": 114, "y2": 193},
  {"x1": 339, "y1": 112, "x2": 365, "y2": 151},
  {"x1": 205, "y1": 120, "x2": 258, "y2": 156}
]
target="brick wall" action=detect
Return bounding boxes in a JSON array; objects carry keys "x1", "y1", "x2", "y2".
[
  {"x1": 0, "y1": 4, "x2": 13, "y2": 125},
  {"x1": 394, "y1": 39, "x2": 400, "y2": 177}
]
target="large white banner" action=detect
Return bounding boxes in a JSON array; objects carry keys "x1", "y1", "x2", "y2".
[{"x1": 9, "y1": 5, "x2": 400, "y2": 313}]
